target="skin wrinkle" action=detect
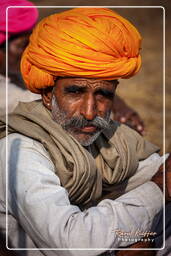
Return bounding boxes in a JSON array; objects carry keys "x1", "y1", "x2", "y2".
[
  {"x1": 49, "y1": 77, "x2": 118, "y2": 146},
  {"x1": 51, "y1": 94, "x2": 110, "y2": 146},
  {"x1": 63, "y1": 78, "x2": 117, "y2": 88}
]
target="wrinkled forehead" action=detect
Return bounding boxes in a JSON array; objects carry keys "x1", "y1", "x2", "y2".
[{"x1": 54, "y1": 77, "x2": 118, "y2": 90}]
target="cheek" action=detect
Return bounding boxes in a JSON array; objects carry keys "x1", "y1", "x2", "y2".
[
  {"x1": 97, "y1": 100, "x2": 113, "y2": 115},
  {"x1": 56, "y1": 95, "x2": 82, "y2": 116}
]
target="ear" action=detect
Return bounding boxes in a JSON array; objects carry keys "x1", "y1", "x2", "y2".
[
  {"x1": 41, "y1": 87, "x2": 53, "y2": 110},
  {"x1": 114, "y1": 80, "x2": 119, "y2": 91}
]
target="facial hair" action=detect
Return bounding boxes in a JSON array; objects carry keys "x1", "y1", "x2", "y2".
[{"x1": 51, "y1": 95, "x2": 111, "y2": 146}]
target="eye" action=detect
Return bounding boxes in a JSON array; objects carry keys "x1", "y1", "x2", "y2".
[
  {"x1": 95, "y1": 89, "x2": 114, "y2": 100},
  {"x1": 67, "y1": 89, "x2": 81, "y2": 94},
  {"x1": 64, "y1": 85, "x2": 85, "y2": 95}
]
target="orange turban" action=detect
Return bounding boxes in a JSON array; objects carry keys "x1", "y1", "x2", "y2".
[{"x1": 20, "y1": 8, "x2": 142, "y2": 93}]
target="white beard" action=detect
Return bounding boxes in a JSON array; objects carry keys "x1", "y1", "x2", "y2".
[{"x1": 51, "y1": 95, "x2": 111, "y2": 146}]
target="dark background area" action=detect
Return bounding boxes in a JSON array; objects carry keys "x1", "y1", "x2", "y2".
[{"x1": 29, "y1": 0, "x2": 171, "y2": 153}]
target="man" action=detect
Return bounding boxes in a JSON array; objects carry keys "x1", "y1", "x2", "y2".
[
  {"x1": 0, "y1": 0, "x2": 40, "y2": 114},
  {"x1": 0, "y1": 7, "x2": 170, "y2": 256}
]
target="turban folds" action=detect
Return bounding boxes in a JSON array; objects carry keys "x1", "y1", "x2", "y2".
[
  {"x1": 0, "y1": 0, "x2": 38, "y2": 45},
  {"x1": 20, "y1": 8, "x2": 142, "y2": 93}
]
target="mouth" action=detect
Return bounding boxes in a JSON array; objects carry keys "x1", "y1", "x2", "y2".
[{"x1": 78, "y1": 126, "x2": 97, "y2": 133}]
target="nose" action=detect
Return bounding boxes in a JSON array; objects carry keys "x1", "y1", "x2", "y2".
[{"x1": 80, "y1": 93, "x2": 97, "y2": 120}]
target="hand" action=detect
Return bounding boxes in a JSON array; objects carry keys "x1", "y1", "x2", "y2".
[
  {"x1": 115, "y1": 241, "x2": 156, "y2": 256},
  {"x1": 151, "y1": 153, "x2": 171, "y2": 202},
  {"x1": 0, "y1": 233, "x2": 18, "y2": 256},
  {"x1": 112, "y1": 95, "x2": 144, "y2": 135},
  {"x1": 166, "y1": 153, "x2": 171, "y2": 197}
]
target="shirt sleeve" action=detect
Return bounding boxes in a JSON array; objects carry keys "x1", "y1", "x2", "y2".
[{"x1": 5, "y1": 133, "x2": 163, "y2": 256}]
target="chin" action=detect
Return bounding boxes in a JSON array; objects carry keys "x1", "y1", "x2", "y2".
[{"x1": 72, "y1": 131, "x2": 101, "y2": 147}]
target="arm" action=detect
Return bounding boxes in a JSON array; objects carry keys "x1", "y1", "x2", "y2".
[
  {"x1": 115, "y1": 154, "x2": 171, "y2": 256},
  {"x1": 112, "y1": 95, "x2": 144, "y2": 135},
  {"x1": 4, "y1": 134, "x2": 163, "y2": 256}
]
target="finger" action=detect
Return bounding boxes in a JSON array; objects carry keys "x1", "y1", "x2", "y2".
[
  {"x1": 123, "y1": 113, "x2": 145, "y2": 133},
  {"x1": 120, "y1": 116, "x2": 126, "y2": 123},
  {"x1": 166, "y1": 169, "x2": 171, "y2": 197},
  {"x1": 128, "y1": 113, "x2": 144, "y2": 130},
  {"x1": 166, "y1": 153, "x2": 171, "y2": 170},
  {"x1": 165, "y1": 154, "x2": 171, "y2": 198}
]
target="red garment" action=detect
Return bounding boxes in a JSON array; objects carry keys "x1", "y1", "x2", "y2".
[{"x1": 0, "y1": 0, "x2": 38, "y2": 45}]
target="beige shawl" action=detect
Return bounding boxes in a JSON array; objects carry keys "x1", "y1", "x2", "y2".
[{"x1": 0, "y1": 100, "x2": 159, "y2": 208}]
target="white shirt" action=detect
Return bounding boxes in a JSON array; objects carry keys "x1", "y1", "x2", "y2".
[
  {"x1": 0, "y1": 133, "x2": 164, "y2": 256},
  {"x1": 0, "y1": 74, "x2": 40, "y2": 115}
]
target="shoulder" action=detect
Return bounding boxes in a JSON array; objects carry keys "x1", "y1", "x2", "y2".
[
  {"x1": 103, "y1": 120, "x2": 141, "y2": 140},
  {"x1": 0, "y1": 133, "x2": 54, "y2": 167},
  {"x1": 103, "y1": 121, "x2": 159, "y2": 159},
  {"x1": 4, "y1": 132, "x2": 43, "y2": 148}
]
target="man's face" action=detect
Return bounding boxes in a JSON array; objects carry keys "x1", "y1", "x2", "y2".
[
  {"x1": 8, "y1": 33, "x2": 30, "y2": 76},
  {"x1": 51, "y1": 77, "x2": 118, "y2": 146},
  {"x1": 0, "y1": 33, "x2": 31, "y2": 88}
]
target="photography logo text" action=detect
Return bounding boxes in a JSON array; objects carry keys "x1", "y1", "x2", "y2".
[{"x1": 112, "y1": 229, "x2": 157, "y2": 243}]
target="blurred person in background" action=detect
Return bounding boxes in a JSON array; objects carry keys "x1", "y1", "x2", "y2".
[
  {"x1": 0, "y1": 0, "x2": 40, "y2": 115},
  {"x1": 0, "y1": 0, "x2": 39, "y2": 255}
]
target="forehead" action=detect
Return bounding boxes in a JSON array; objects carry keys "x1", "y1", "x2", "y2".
[{"x1": 55, "y1": 77, "x2": 117, "y2": 89}]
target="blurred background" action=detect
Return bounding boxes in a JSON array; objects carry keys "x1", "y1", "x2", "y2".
[{"x1": 28, "y1": 0, "x2": 171, "y2": 153}]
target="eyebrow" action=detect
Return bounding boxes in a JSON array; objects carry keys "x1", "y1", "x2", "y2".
[
  {"x1": 64, "y1": 85, "x2": 86, "y2": 93},
  {"x1": 95, "y1": 88, "x2": 114, "y2": 98},
  {"x1": 64, "y1": 85, "x2": 114, "y2": 97}
]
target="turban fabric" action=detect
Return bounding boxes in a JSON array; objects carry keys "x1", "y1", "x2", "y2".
[
  {"x1": 0, "y1": 0, "x2": 38, "y2": 45},
  {"x1": 20, "y1": 8, "x2": 142, "y2": 93}
]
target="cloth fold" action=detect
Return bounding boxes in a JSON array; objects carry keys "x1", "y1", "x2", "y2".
[
  {"x1": 20, "y1": 8, "x2": 142, "y2": 93},
  {"x1": 0, "y1": 101, "x2": 159, "y2": 207}
]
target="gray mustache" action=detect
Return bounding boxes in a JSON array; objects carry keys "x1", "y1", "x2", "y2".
[{"x1": 62, "y1": 116, "x2": 110, "y2": 130}]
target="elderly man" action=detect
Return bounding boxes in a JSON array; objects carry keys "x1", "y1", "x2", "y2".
[{"x1": 0, "y1": 7, "x2": 170, "y2": 256}]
